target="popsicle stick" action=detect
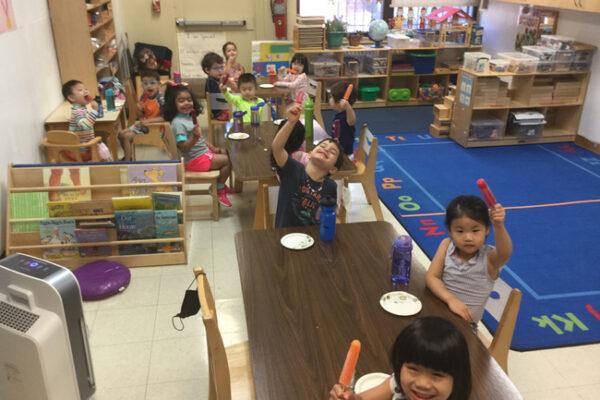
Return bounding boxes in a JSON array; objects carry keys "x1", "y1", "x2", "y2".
[{"x1": 339, "y1": 340, "x2": 361, "y2": 387}]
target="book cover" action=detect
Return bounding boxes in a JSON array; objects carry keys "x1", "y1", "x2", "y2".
[
  {"x1": 75, "y1": 228, "x2": 112, "y2": 257},
  {"x1": 70, "y1": 199, "x2": 113, "y2": 216},
  {"x1": 48, "y1": 201, "x2": 73, "y2": 218},
  {"x1": 79, "y1": 220, "x2": 115, "y2": 229},
  {"x1": 112, "y1": 196, "x2": 153, "y2": 211},
  {"x1": 155, "y1": 210, "x2": 181, "y2": 253},
  {"x1": 127, "y1": 164, "x2": 177, "y2": 196},
  {"x1": 39, "y1": 218, "x2": 77, "y2": 259},
  {"x1": 9, "y1": 192, "x2": 49, "y2": 233},
  {"x1": 114, "y1": 210, "x2": 156, "y2": 240},
  {"x1": 43, "y1": 167, "x2": 92, "y2": 202},
  {"x1": 152, "y1": 192, "x2": 182, "y2": 210}
]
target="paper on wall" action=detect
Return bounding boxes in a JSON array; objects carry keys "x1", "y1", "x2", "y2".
[{"x1": 177, "y1": 31, "x2": 226, "y2": 78}]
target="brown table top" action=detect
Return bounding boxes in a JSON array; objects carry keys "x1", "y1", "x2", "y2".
[
  {"x1": 227, "y1": 121, "x2": 356, "y2": 181},
  {"x1": 235, "y1": 221, "x2": 520, "y2": 400}
]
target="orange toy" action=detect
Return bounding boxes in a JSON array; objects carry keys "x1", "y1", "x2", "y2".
[
  {"x1": 343, "y1": 84, "x2": 354, "y2": 101},
  {"x1": 339, "y1": 340, "x2": 361, "y2": 387}
]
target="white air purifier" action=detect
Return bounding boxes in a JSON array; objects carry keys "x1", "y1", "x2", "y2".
[{"x1": 0, "y1": 253, "x2": 95, "y2": 400}]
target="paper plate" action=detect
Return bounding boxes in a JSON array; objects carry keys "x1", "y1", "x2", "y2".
[
  {"x1": 273, "y1": 119, "x2": 285, "y2": 125},
  {"x1": 259, "y1": 83, "x2": 274, "y2": 89},
  {"x1": 380, "y1": 291, "x2": 422, "y2": 316},
  {"x1": 228, "y1": 132, "x2": 250, "y2": 140},
  {"x1": 280, "y1": 233, "x2": 314, "y2": 250},
  {"x1": 355, "y1": 372, "x2": 389, "y2": 393}
]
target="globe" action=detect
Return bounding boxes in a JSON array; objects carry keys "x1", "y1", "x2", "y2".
[{"x1": 368, "y1": 19, "x2": 389, "y2": 47}]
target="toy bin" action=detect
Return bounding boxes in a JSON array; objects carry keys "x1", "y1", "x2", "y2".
[
  {"x1": 497, "y1": 52, "x2": 539, "y2": 73},
  {"x1": 571, "y1": 49, "x2": 594, "y2": 71},
  {"x1": 489, "y1": 59, "x2": 510, "y2": 73},
  {"x1": 364, "y1": 57, "x2": 388, "y2": 75},
  {"x1": 388, "y1": 88, "x2": 411, "y2": 102},
  {"x1": 387, "y1": 33, "x2": 411, "y2": 48},
  {"x1": 359, "y1": 84, "x2": 381, "y2": 101},
  {"x1": 310, "y1": 61, "x2": 341, "y2": 77},
  {"x1": 408, "y1": 52, "x2": 436, "y2": 74},
  {"x1": 508, "y1": 111, "x2": 546, "y2": 138},
  {"x1": 463, "y1": 52, "x2": 491, "y2": 72},
  {"x1": 553, "y1": 50, "x2": 574, "y2": 71},
  {"x1": 470, "y1": 118, "x2": 504, "y2": 139},
  {"x1": 418, "y1": 83, "x2": 444, "y2": 101},
  {"x1": 539, "y1": 35, "x2": 575, "y2": 51}
]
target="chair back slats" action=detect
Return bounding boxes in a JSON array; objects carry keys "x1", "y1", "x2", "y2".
[
  {"x1": 489, "y1": 288, "x2": 522, "y2": 373},
  {"x1": 47, "y1": 130, "x2": 81, "y2": 145}
]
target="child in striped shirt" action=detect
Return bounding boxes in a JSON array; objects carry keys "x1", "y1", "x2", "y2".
[{"x1": 62, "y1": 80, "x2": 100, "y2": 161}]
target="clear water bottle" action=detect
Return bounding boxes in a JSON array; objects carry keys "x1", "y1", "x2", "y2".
[
  {"x1": 391, "y1": 235, "x2": 413, "y2": 285},
  {"x1": 94, "y1": 96, "x2": 104, "y2": 118},
  {"x1": 250, "y1": 105, "x2": 260, "y2": 127},
  {"x1": 105, "y1": 88, "x2": 116, "y2": 111},
  {"x1": 232, "y1": 111, "x2": 245, "y2": 132},
  {"x1": 319, "y1": 195, "x2": 336, "y2": 242}
]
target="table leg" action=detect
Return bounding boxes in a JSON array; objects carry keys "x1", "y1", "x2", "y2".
[{"x1": 253, "y1": 179, "x2": 268, "y2": 229}]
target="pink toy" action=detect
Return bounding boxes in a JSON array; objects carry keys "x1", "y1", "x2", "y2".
[{"x1": 477, "y1": 178, "x2": 497, "y2": 208}]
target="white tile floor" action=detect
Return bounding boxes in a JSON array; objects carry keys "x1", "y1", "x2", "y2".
[{"x1": 85, "y1": 145, "x2": 600, "y2": 399}]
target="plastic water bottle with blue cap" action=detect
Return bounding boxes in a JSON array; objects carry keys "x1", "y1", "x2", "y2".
[
  {"x1": 319, "y1": 195, "x2": 337, "y2": 242},
  {"x1": 391, "y1": 235, "x2": 412, "y2": 285}
]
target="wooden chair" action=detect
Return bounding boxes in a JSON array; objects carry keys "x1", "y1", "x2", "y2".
[
  {"x1": 194, "y1": 267, "x2": 255, "y2": 400},
  {"x1": 42, "y1": 130, "x2": 102, "y2": 163},
  {"x1": 205, "y1": 90, "x2": 228, "y2": 146},
  {"x1": 488, "y1": 288, "x2": 522, "y2": 374},
  {"x1": 258, "y1": 179, "x2": 348, "y2": 230},
  {"x1": 346, "y1": 124, "x2": 384, "y2": 221},
  {"x1": 185, "y1": 171, "x2": 220, "y2": 221}
]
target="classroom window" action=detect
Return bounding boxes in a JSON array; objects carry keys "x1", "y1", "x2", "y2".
[{"x1": 298, "y1": 0, "x2": 384, "y2": 32}]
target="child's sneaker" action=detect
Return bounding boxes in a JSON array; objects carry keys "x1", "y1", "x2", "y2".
[
  {"x1": 217, "y1": 189, "x2": 232, "y2": 207},
  {"x1": 223, "y1": 184, "x2": 233, "y2": 194}
]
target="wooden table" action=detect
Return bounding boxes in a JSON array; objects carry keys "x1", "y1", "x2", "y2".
[
  {"x1": 256, "y1": 79, "x2": 290, "y2": 117},
  {"x1": 227, "y1": 121, "x2": 357, "y2": 228},
  {"x1": 235, "y1": 222, "x2": 522, "y2": 400},
  {"x1": 44, "y1": 100, "x2": 127, "y2": 159}
]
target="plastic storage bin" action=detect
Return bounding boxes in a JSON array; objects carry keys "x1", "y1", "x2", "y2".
[
  {"x1": 364, "y1": 57, "x2": 388, "y2": 75},
  {"x1": 310, "y1": 61, "x2": 341, "y2": 77},
  {"x1": 540, "y1": 35, "x2": 575, "y2": 50},
  {"x1": 344, "y1": 59, "x2": 360, "y2": 76},
  {"x1": 497, "y1": 52, "x2": 539, "y2": 73},
  {"x1": 489, "y1": 59, "x2": 510, "y2": 73},
  {"x1": 554, "y1": 50, "x2": 574, "y2": 71},
  {"x1": 463, "y1": 52, "x2": 491, "y2": 72},
  {"x1": 571, "y1": 48, "x2": 594, "y2": 71},
  {"x1": 408, "y1": 52, "x2": 436, "y2": 74},
  {"x1": 387, "y1": 33, "x2": 411, "y2": 48},
  {"x1": 418, "y1": 84, "x2": 444, "y2": 101},
  {"x1": 359, "y1": 84, "x2": 381, "y2": 101},
  {"x1": 508, "y1": 111, "x2": 546, "y2": 138},
  {"x1": 470, "y1": 118, "x2": 504, "y2": 139}
]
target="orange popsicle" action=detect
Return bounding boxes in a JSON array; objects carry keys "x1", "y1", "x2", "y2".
[
  {"x1": 339, "y1": 340, "x2": 361, "y2": 387},
  {"x1": 343, "y1": 84, "x2": 354, "y2": 101}
]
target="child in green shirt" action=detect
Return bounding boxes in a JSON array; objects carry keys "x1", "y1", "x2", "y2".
[{"x1": 220, "y1": 73, "x2": 266, "y2": 123}]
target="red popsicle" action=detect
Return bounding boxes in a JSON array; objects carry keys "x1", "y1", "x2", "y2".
[
  {"x1": 477, "y1": 178, "x2": 497, "y2": 208},
  {"x1": 190, "y1": 110, "x2": 198, "y2": 126},
  {"x1": 343, "y1": 84, "x2": 354, "y2": 101},
  {"x1": 84, "y1": 95, "x2": 93, "y2": 103},
  {"x1": 339, "y1": 340, "x2": 361, "y2": 387}
]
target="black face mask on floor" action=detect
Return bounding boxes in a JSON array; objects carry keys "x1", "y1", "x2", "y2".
[{"x1": 171, "y1": 279, "x2": 201, "y2": 331}]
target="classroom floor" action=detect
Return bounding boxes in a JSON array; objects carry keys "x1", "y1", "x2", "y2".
[{"x1": 84, "y1": 144, "x2": 600, "y2": 400}]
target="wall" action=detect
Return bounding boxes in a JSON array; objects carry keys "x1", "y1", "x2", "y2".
[
  {"x1": 480, "y1": 2, "x2": 600, "y2": 143},
  {"x1": 0, "y1": 0, "x2": 63, "y2": 253}
]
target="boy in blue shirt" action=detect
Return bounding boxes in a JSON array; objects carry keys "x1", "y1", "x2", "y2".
[{"x1": 329, "y1": 81, "x2": 357, "y2": 158}]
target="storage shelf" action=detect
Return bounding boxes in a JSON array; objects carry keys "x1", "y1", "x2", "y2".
[
  {"x1": 311, "y1": 74, "x2": 388, "y2": 81},
  {"x1": 461, "y1": 68, "x2": 589, "y2": 78},
  {"x1": 86, "y1": 0, "x2": 111, "y2": 11},
  {"x1": 94, "y1": 33, "x2": 116, "y2": 54},
  {"x1": 298, "y1": 44, "x2": 482, "y2": 54},
  {"x1": 391, "y1": 70, "x2": 457, "y2": 77},
  {"x1": 90, "y1": 16, "x2": 113, "y2": 33},
  {"x1": 472, "y1": 101, "x2": 583, "y2": 110}
]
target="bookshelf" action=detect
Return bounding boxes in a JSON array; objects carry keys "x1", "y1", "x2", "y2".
[
  {"x1": 450, "y1": 68, "x2": 591, "y2": 147},
  {"x1": 5, "y1": 161, "x2": 187, "y2": 269},
  {"x1": 48, "y1": 0, "x2": 120, "y2": 97}
]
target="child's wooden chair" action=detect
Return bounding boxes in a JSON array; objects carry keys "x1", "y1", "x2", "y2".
[
  {"x1": 194, "y1": 267, "x2": 255, "y2": 400},
  {"x1": 205, "y1": 88, "x2": 229, "y2": 146},
  {"x1": 488, "y1": 288, "x2": 522, "y2": 374},
  {"x1": 346, "y1": 124, "x2": 384, "y2": 221},
  {"x1": 185, "y1": 170, "x2": 221, "y2": 221},
  {"x1": 42, "y1": 130, "x2": 102, "y2": 163}
]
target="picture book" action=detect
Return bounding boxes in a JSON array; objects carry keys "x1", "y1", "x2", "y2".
[
  {"x1": 70, "y1": 199, "x2": 113, "y2": 216},
  {"x1": 126, "y1": 164, "x2": 177, "y2": 196},
  {"x1": 114, "y1": 210, "x2": 156, "y2": 240},
  {"x1": 75, "y1": 228, "x2": 112, "y2": 257},
  {"x1": 39, "y1": 218, "x2": 77, "y2": 259},
  {"x1": 79, "y1": 219, "x2": 115, "y2": 229},
  {"x1": 152, "y1": 192, "x2": 182, "y2": 210},
  {"x1": 43, "y1": 167, "x2": 92, "y2": 202},
  {"x1": 9, "y1": 192, "x2": 49, "y2": 233},
  {"x1": 48, "y1": 201, "x2": 73, "y2": 218},
  {"x1": 155, "y1": 210, "x2": 181, "y2": 253},
  {"x1": 112, "y1": 196, "x2": 153, "y2": 211}
]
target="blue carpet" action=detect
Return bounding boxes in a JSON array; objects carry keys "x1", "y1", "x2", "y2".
[{"x1": 373, "y1": 128, "x2": 600, "y2": 350}]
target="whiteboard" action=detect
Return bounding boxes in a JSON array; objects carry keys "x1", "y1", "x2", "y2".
[{"x1": 177, "y1": 31, "x2": 226, "y2": 78}]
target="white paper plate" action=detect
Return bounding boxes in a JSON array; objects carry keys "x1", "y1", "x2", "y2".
[
  {"x1": 380, "y1": 291, "x2": 422, "y2": 316},
  {"x1": 355, "y1": 372, "x2": 389, "y2": 393},
  {"x1": 259, "y1": 83, "x2": 274, "y2": 89},
  {"x1": 280, "y1": 233, "x2": 314, "y2": 250},
  {"x1": 273, "y1": 119, "x2": 285, "y2": 125},
  {"x1": 228, "y1": 132, "x2": 250, "y2": 140}
]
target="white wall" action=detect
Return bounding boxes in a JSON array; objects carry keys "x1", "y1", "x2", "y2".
[
  {"x1": 480, "y1": 2, "x2": 600, "y2": 143},
  {"x1": 0, "y1": 0, "x2": 63, "y2": 253}
]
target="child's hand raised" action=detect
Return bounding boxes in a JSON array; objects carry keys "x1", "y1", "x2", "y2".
[
  {"x1": 448, "y1": 298, "x2": 473, "y2": 322},
  {"x1": 489, "y1": 203, "x2": 506, "y2": 227},
  {"x1": 192, "y1": 125, "x2": 202, "y2": 139},
  {"x1": 329, "y1": 384, "x2": 360, "y2": 400},
  {"x1": 90, "y1": 100, "x2": 99, "y2": 111},
  {"x1": 339, "y1": 99, "x2": 349, "y2": 110},
  {"x1": 286, "y1": 103, "x2": 302, "y2": 123}
]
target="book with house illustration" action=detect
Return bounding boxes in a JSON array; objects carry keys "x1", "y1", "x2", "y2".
[
  {"x1": 115, "y1": 210, "x2": 157, "y2": 255},
  {"x1": 154, "y1": 210, "x2": 181, "y2": 252},
  {"x1": 39, "y1": 218, "x2": 77, "y2": 259},
  {"x1": 43, "y1": 166, "x2": 91, "y2": 202},
  {"x1": 75, "y1": 228, "x2": 112, "y2": 257},
  {"x1": 9, "y1": 192, "x2": 49, "y2": 233},
  {"x1": 152, "y1": 192, "x2": 182, "y2": 210},
  {"x1": 126, "y1": 164, "x2": 177, "y2": 196}
]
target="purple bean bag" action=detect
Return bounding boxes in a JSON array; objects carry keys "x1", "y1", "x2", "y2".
[{"x1": 73, "y1": 260, "x2": 131, "y2": 301}]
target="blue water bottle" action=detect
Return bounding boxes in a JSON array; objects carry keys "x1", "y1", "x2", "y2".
[
  {"x1": 391, "y1": 235, "x2": 413, "y2": 285},
  {"x1": 94, "y1": 96, "x2": 104, "y2": 118},
  {"x1": 319, "y1": 195, "x2": 337, "y2": 242},
  {"x1": 105, "y1": 88, "x2": 116, "y2": 111}
]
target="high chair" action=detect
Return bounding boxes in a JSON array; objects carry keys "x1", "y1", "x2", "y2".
[
  {"x1": 346, "y1": 124, "x2": 384, "y2": 221},
  {"x1": 42, "y1": 130, "x2": 102, "y2": 163},
  {"x1": 194, "y1": 267, "x2": 255, "y2": 400}
]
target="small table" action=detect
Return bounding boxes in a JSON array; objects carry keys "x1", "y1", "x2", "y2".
[
  {"x1": 235, "y1": 222, "x2": 522, "y2": 400},
  {"x1": 227, "y1": 121, "x2": 356, "y2": 228},
  {"x1": 44, "y1": 100, "x2": 127, "y2": 159}
]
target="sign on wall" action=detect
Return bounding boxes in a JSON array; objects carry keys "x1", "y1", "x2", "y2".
[{"x1": 177, "y1": 31, "x2": 226, "y2": 78}]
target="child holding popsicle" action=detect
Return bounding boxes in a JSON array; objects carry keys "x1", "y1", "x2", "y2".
[
  {"x1": 425, "y1": 188, "x2": 512, "y2": 328},
  {"x1": 202, "y1": 52, "x2": 229, "y2": 121},
  {"x1": 329, "y1": 81, "x2": 357, "y2": 157},
  {"x1": 275, "y1": 53, "x2": 310, "y2": 105},
  {"x1": 329, "y1": 317, "x2": 471, "y2": 400},
  {"x1": 163, "y1": 84, "x2": 232, "y2": 207},
  {"x1": 222, "y1": 41, "x2": 245, "y2": 91},
  {"x1": 220, "y1": 73, "x2": 265, "y2": 124}
]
